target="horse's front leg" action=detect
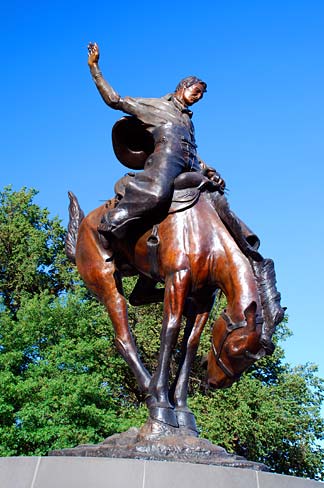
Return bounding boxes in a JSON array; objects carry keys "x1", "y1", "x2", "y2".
[
  {"x1": 171, "y1": 296, "x2": 215, "y2": 435},
  {"x1": 148, "y1": 269, "x2": 190, "y2": 427}
]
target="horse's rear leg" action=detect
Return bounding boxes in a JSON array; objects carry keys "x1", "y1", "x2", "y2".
[
  {"x1": 80, "y1": 258, "x2": 151, "y2": 394},
  {"x1": 108, "y1": 269, "x2": 152, "y2": 393},
  {"x1": 148, "y1": 270, "x2": 190, "y2": 427}
]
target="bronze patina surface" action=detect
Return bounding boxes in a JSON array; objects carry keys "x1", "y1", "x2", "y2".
[{"x1": 60, "y1": 43, "x2": 284, "y2": 466}]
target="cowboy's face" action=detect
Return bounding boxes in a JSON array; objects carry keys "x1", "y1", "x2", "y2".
[{"x1": 182, "y1": 83, "x2": 205, "y2": 106}]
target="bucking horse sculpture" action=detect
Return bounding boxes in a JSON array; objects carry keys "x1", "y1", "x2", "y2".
[
  {"x1": 65, "y1": 170, "x2": 284, "y2": 436},
  {"x1": 65, "y1": 42, "x2": 284, "y2": 437}
]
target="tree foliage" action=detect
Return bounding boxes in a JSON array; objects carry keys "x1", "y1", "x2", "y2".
[
  {"x1": 0, "y1": 186, "x2": 74, "y2": 314},
  {"x1": 0, "y1": 187, "x2": 323, "y2": 480},
  {"x1": 0, "y1": 289, "x2": 145, "y2": 455}
]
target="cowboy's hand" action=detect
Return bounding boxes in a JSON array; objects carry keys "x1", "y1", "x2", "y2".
[
  {"x1": 207, "y1": 170, "x2": 226, "y2": 193},
  {"x1": 88, "y1": 42, "x2": 100, "y2": 66}
]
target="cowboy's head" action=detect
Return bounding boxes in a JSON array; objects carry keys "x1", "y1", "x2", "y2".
[{"x1": 175, "y1": 76, "x2": 207, "y2": 106}]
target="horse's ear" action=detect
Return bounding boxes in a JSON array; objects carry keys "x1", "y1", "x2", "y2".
[{"x1": 244, "y1": 301, "x2": 257, "y2": 330}]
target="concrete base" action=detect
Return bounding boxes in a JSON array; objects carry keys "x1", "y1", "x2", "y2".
[{"x1": 0, "y1": 457, "x2": 321, "y2": 488}]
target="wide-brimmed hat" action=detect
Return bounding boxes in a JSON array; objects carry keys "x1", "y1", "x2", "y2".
[{"x1": 112, "y1": 116, "x2": 154, "y2": 170}]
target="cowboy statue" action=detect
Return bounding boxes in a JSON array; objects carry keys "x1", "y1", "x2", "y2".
[
  {"x1": 88, "y1": 42, "x2": 225, "y2": 239},
  {"x1": 87, "y1": 42, "x2": 282, "y2": 352}
]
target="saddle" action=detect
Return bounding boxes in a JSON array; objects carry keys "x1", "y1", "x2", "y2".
[
  {"x1": 113, "y1": 172, "x2": 261, "y2": 260},
  {"x1": 114, "y1": 171, "x2": 216, "y2": 214}
]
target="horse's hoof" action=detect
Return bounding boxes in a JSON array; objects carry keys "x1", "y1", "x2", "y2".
[
  {"x1": 138, "y1": 417, "x2": 179, "y2": 440},
  {"x1": 149, "y1": 406, "x2": 178, "y2": 427},
  {"x1": 175, "y1": 408, "x2": 198, "y2": 435}
]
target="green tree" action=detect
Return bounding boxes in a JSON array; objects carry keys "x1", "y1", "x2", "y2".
[
  {"x1": 0, "y1": 288, "x2": 145, "y2": 455},
  {"x1": 0, "y1": 187, "x2": 143, "y2": 454},
  {"x1": 0, "y1": 186, "x2": 323, "y2": 480},
  {"x1": 189, "y1": 361, "x2": 324, "y2": 479},
  {"x1": 0, "y1": 186, "x2": 74, "y2": 315}
]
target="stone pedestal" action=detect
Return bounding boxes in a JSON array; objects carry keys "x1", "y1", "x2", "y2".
[{"x1": 0, "y1": 457, "x2": 321, "y2": 488}]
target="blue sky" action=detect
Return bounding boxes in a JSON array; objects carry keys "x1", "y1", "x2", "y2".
[{"x1": 2, "y1": 1, "x2": 324, "y2": 389}]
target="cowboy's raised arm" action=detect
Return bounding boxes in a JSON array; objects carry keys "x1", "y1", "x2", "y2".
[{"x1": 88, "y1": 43, "x2": 121, "y2": 109}]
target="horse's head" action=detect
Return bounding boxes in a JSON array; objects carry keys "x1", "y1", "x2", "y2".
[{"x1": 206, "y1": 302, "x2": 266, "y2": 389}]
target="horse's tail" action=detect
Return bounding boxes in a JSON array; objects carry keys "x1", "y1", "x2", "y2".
[{"x1": 65, "y1": 191, "x2": 85, "y2": 264}]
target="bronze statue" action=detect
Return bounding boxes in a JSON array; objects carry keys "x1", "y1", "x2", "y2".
[
  {"x1": 66, "y1": 183, "x2": 283, "y2": 434},
  {"x1": 87, "y1": 42, "x2": 225, "y2": 239},
  {"x1": 64, "y1": 43, "x2": 284, "y2": 436}
]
